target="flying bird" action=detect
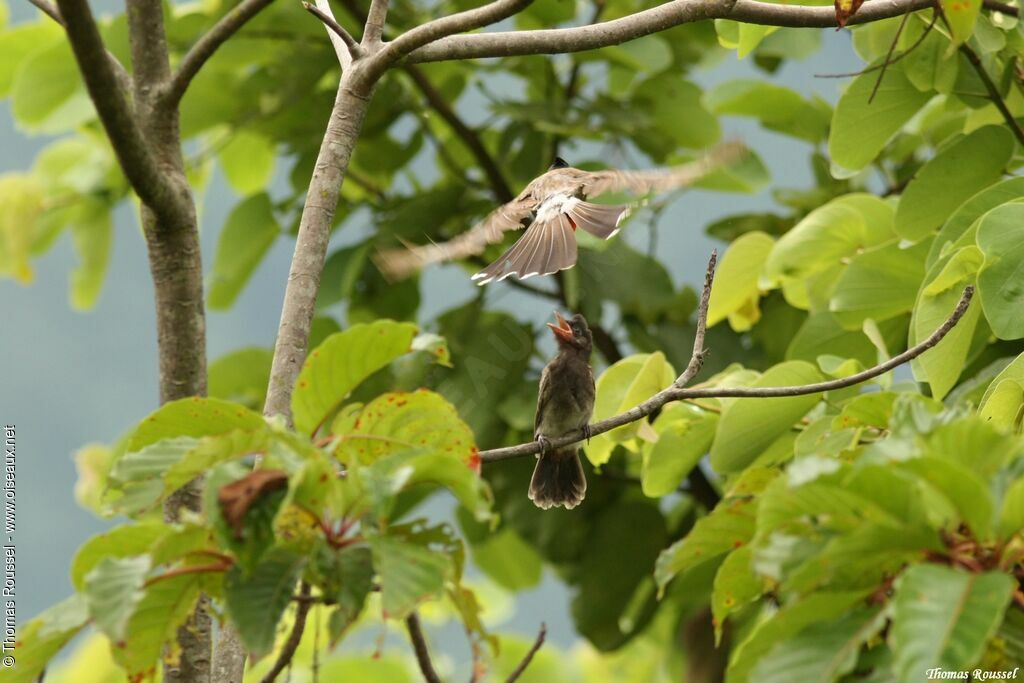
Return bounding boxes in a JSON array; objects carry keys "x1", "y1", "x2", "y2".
[
  {"x1": 529, "y1": 312, "x2": 595, "y2": 510},
  {"x1": 374, "y1": 142, "x2": 746, "y2": 284}
]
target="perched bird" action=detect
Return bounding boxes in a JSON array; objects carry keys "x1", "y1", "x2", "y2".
[
  {"x1": 529, "y1": 312, "x2": 595, "y2": 510},
  {"x1": 374, "y1": 142, "x2": 746, "y2": 284}
]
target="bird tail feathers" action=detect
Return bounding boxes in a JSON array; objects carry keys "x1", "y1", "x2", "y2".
[
  {"x1": 528, "y1": 447, "x2": 587, "y2": 510},
  {"x1": 567, "y1": 201, "x2": 627, "y2": 240}
]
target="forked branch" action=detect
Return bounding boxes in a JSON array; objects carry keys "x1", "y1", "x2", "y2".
[{"x1": 480, "y1": 253, "x2": 975, "y2": 464}]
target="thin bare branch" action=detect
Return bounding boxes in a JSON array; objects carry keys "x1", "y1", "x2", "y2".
[
  {"x1": 480, "y1": 267, "x2": 975, "y2": 464},
  {"x1": 403, "y1": 65, "x2": 513, "y2": 201},
  {"x1": 260, "y1": 582, "x2": 314, "y2": 683},
  {"x1": 371, "y1": 0, "x2": 533, "y2": 75},
  {"x1": 364, "y1": 0, "x2": 390, "y2": 44},
  {"x1": 405, "y1": 0, "x2": 938, "y2": 63},
  {"x1": 28, "y1": 0, "x2": 63, "y2": 24},
  {"x1": 673, "y1": 250, "x2": 717, "y2": 389},
  {"x1": 958, "y1": 42, "x2": 1024, "y2": 146},
  {"x1": 505, "y1": 623, "x2": 547, "y2": 683},
  {"x1": 406, "y1": 612, "x2": 442, "y2": 683},
  {"x1": 983, "y1": 0, "x2": 1019, "y2": 16},
  {"x1": 814, "y1": 9, "x2": 937, "y2": 80},
  {"x1": 868, "y1": 11, "x2": 912, "y2": 103},
  {"x1": 304, "y1": 1, "x2": 364, "y2": 63},
  {"x1": 161, "y1": 0, "x2": 277, "y2": 110},
  {"x1": 54, "y1": 0, "x2": 189, "y2": 228}
]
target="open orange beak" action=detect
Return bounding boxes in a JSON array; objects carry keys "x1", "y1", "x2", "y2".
[{"x1": 547, "y1": 311, "x2": 574, "y2": 343}]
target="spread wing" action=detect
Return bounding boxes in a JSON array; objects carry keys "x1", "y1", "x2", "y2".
[
  {"x1": 373, "y1": 197, "x2": 536, "y2": 281},
  {"x1": 471, "y1": 213, "x2": 578, "y2": 285},
  {"x1": 581, "y1": 141, "x2": 747, "y2": 198}
]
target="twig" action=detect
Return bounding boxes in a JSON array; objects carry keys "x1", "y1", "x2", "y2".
[
  {"x1": 818, "y1": 9, "x2": 936, "y2": 80},
  {"x1": 403, "y1": 65, "x2": 514, "y2": 201},
  {"x1": 303, "y1": 1, "x2": 364, "y2": 61},
  {"x1": 28, "y1": 0, "x2": 63, "y2": 24},
  {"x1": 367, "y1": 0, "x2": 533, "y2": 78},
  {"x1": 983, "y1": 0, "x2": 1019, "y2": 16},
  {"x1": 958, "y1": 42, "x2": 1024, "y2": 146},
  {"x1": 406, "y1": 612, "x2": 442, "y2": 683},
  {"x1": 160, "y1": 0, "x2": 276, "y2": 110},
  {"x1": 673, "y1": 250, "x2": 716, "y2": 389},
  {"x1": 260, "y1": 582, "x2": 314, "y2": 683},
  {"x1": 505, "y1": 623, "x2": 546, "y2": 683},
  {"x1": 479, "y1": 252, "x2": 975, "y2": 464},
  {"x1": 868, "y1": 11, "x2": 912, "y2": 103}
]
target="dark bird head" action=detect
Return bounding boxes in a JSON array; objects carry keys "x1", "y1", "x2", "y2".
[
  {"x1": 547, "y1": 312, "x2": 592, "y2": 354},
  {"x1": 548, "y1": 157, "x2": 570, "y2": 171}
]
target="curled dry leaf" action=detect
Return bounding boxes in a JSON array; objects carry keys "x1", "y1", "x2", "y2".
[{"x1": 218, "y1": 469, "x2": 289, "y2": 539}]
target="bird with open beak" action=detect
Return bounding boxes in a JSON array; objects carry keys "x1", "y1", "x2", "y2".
[
  {"x1": 373, "y1": 142, "x2": 746, "y2": 284},
  {"x1": 529, "y1": 312, "x2": 595, "y2": 510}
]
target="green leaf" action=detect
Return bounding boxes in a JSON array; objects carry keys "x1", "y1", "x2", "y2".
[
  {"x1": 68, "y1": 198, "x2": 112, "y2": 310},
  {"x1": 572, "y1": 500, "x2": 666, "y2": 650},
  {"x1": 370, "y1": 534, "x2": 450, "y2": 619},
  {"x1": 911, "y1": 252, "x2": 983, "y2": 400},
  {"x1": 334, "y1": 390, "x2": 477, "y2": 466},
  {"x1": 72, "y1": 522, "x2": 168, "y2": 590},
  {"x1": 308, "y1": 543, "x2": 374, "y2": 645},
  {"x1": 711, "y1": 546, "x2": 762, "y2": 644},
  {"x1": 727, "y1": 591, "x2": 871, "y2": 683},
  {"x1": 895, "y1": 126, "x2": 1014, "y2": 242},
  {"x1": 10, "y1": 595, "x2": 89, "y2": 683},
  {"x1": 710, "y1": 361, "x2": 823, "y2": 474},
  {"x1": 209, "y1": 347, "x2": 273, "y2": 409},
  {"x1": 898, "y1": 456, "x2": 994, "y2": 540},
  {"x1": 11, "y1": 39, "x2": 93, "y2": 133},
  {"x1": 0, "y1": 173, "x2": 44, "y2": 283},
  {"x1": 706, "y1": 79, "x2": 805, "y2": 122},
  {"x1": 753, "y1": 608, "x2": 884, "y2": 683},
  {"x1": 976, "y1": 202, "x2": 1024, "y2": 339},
  {"x1": 829, "y1": 63, "x2": 933, "y2": 177},
  {"x1": 84, "y1": 555, "x2": 151, "y2": 641},
  {"x1": 109, "y1": 437, "x2": 200, "y2": 514},
  {"x1": 655, "y1": 498, "x2": 757, "y2": 592},
  {"x1": 941, "y1": 0, "x2": 983, "y2": 45},
  {"x1": 633, "y1": 74, "x2": 720, "y2": 150},
  {"x1": 641, "y1": 404, "x2": 717, "y2": 497},
  {"x1": 979, "y1": 380, "x2": 1024, "y2": 433},
  {"x1": 466, "y1": 526, "x2": 542, "y2": 591},
  {"x1": 980, "y1": 353, "x2": 1024, "y2": 411},
  {"x1": 128, "y1": 397, "x2": 265, "y2": 451},
  {"x1": 0, "y1": 21, "x2": 62, "y2": 97},
  {"x1": 585, "y1": 352, "x2": 675, "y2": 466},
  {"x1": 162, "y1": 429, "x2": 275, "y2": 495},
  {"x1": 829, "y1": 241, "x2": 927, "y2": 328},
  {"x1": 891, "y1": 565, "x2": 1014, "y2": 680},
  {"x1": 114, "y1": 573, "x2": 203, "y2": 677},
  {"x1": 218, "y1": 130, "x2": 275, "y2": 195},
  {"x1": 224, "y1": 546, "x2": 306, "y2": 657},
  {"x1": 291, "y1": 320, "x2": 418, "y2": 436},
  {"x1": 928, "y1": 178, "x2": 1024, "y2": 269},
  {"x1": 208, "y1": 193, "x2": 279, "y2": 310},
  {"x1": 707, "y1": 231, "x2": 774, "y2": 330},
  {"x1": 363, "y1": 449, "x2": 492, "y2": 522},
  {"x1": 998, "y1": 476, "x2": 1024, "y2": 539}
]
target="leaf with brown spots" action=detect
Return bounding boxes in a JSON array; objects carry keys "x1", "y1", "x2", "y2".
[{"x1": 218, "y1": 469, "x2": 289, "y2": 540}]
